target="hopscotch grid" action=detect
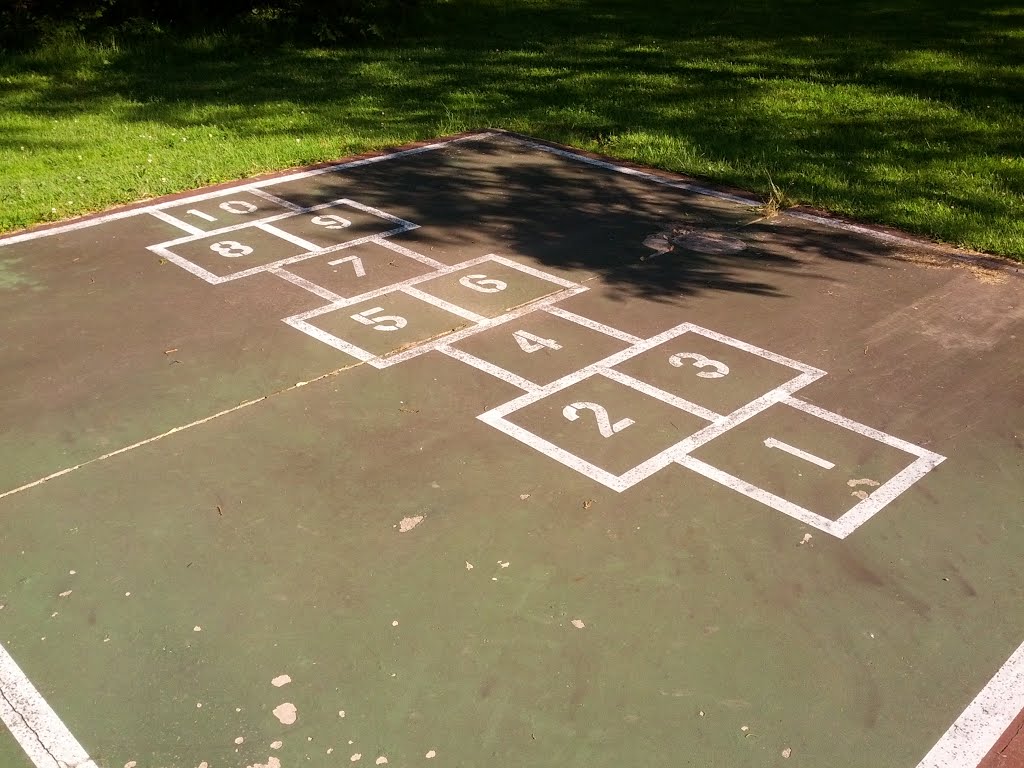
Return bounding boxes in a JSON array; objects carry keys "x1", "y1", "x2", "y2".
[
  {"x1": 1, "y1": 128, "x2": 984, "y2": 768},
  {"x1": 372, "y1": 238, "x2": 448, "y2": 270}
]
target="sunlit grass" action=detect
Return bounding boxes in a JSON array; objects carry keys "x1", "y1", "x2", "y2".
[{"x1": 1, "y1": 0, "x2": 1022, "y2": 257}]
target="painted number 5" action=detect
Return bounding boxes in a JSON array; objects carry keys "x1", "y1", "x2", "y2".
[
  {"x1": 350, "y1": 307, "x2": 407, "y2": 331},
  {"x1": 669, "y1": 352, "x2": 730, "y2": 379},
  {"x1": 459, "y1": 274, "x2": 507, "y2": 293},
  {"x1": 562, "y1": 402, "x2": 635, "y2": 438}
]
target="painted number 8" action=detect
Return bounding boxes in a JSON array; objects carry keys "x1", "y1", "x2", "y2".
[{"x1": 210, "y1": 240, "x2": 254, "y2": 258}]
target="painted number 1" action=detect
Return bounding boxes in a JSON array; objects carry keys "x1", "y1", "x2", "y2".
[{"x1": 563, "y1": 402, "x2": 635, "y2": 438}]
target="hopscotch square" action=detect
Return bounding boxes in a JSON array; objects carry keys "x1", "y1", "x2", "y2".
[
  {"x1": 151, "y1": 227, "x2": 314, "y2": 281},
  {"x1": 287, "y1": 291, "x2": 476, "y2": 365},
  {"x1": 261, "y1": 199, "x2": 417, "y2": 250},
  {"x1": 155, "y1": 190, "x2": 296, "y2": 233},
  {"x1": 480, "y1": 372, "x2": 713, "y2": 489},
  {"x1": 609, "y1": 325, "x2": 824, "y2": 418},
  {"x1": 679, "y1": 398, "x2": 945, "y2": 538},
  {"x1": 410, "y1": 256, "x2": 579, "y2": 318},
  {"x1": 448, "y1": 310, "x2": 634, "y2": 386},
  {"x1": 285, "y1": 241, "x2": 440, "y2": 299}
]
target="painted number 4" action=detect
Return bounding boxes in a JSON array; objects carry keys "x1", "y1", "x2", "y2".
[
  {"x1": 563, "y1": 402, "x2": 635, "y2": 438},
  {"x1": 513, "y1": 330, "x2": 562, "y2": 353},
  {"x1": 350, "y1": 307, "x2": 407, "y2": 331}
]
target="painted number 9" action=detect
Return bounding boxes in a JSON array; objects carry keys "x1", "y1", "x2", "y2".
[
  {"x1": 669, "y1": 352, "x2": 730, "y2": 379},
  {"x1": 459, "y1": 274, "x2": 507, "y2": 293},
  {"x1": 210, "y1": 240, "x2": 253, "y2": 258}
]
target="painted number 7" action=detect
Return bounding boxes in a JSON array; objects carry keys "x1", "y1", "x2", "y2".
[
  {"x1": 350, "y1": 307, "x2": 407, "y2": 331},
  {"x1": 563, "y1": 402, "x2": 635, "y2": 438}
]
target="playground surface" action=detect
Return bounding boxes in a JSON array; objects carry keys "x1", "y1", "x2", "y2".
[{"x1": 0, "y1": 131, "x2": 1022, "y2": 768}]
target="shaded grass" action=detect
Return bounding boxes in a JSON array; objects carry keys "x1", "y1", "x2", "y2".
[{"x1": 1, "y1": 0, "x2": 1023, "y2": 257}]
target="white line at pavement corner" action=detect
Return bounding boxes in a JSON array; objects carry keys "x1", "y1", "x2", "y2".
[
  {"x1": 915, "y1": 639, "x2": 1024, "y2": 768},
  {"x1": 0, "y1": 643, "x2": 97, "y2": 768}
]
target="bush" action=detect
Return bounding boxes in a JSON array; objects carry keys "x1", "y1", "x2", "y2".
[{"x1": 0, "y1": 0, "x2": 420, "y2": 48}]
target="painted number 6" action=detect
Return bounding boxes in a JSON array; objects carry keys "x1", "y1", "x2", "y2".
[
  {"x1": 562, "y1": 401, "x2": 635, "y2": 438},
  {"x1": 669, "y1": 352, "x2": 730, "y2": 379},
  {"x1": 459, "y1": 274, "x2": 507, "y2": 293}
]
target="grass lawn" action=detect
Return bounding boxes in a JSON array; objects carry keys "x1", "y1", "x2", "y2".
[{"x1": 1, "y1": 0, "x2": 1023, "y2": 258}]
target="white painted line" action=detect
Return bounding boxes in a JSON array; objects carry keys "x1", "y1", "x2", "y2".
[
  {"x1": 401, "y1": 286, "x2": 488, "y2": 323},
  {"x1": 148, "y1": 209, "x2": 206, "y2": 236},
  {"x1": 483, "y1": 254, "x2": 583, "y2": 289},
  {"x1": 149, "y1": 227, "x2": 415, "y2": 286},
  {"x1": 542, "y1": 306, "x2": 644, "y2": 343},
  {"x1": 0, "y1": 133, "x2": 492, "y2": 248},
  {"x1": 675, "y1": 455, "x2": 841, "y2": 535},
  {"x1": 916, "y1": 639, "x2": 1024, "y2": 768},
  {"x1": 0, "y1": 643, "x2": 97, "y2": 768},
  {"x1": 256, "y1": 223, "x2": 323, "y2": 253},
  {"x1": 375, "y1": 286, "x2": 586, "y2": 369},
  {"x1": 248, "y1": 187, "x2": 305, "y2": 212},
  {"x1": 437, "y1": 346, "x2": 540, "y2": 392},
  {"x1": 764, "y1": 437, "x2": 835, "y2": 469},
  {"x1": 505, "y1": 135, "x2": 757, "y2": 206},
  {"x1": 282, "y1": 317, "x2": 376, "y2": 362},
  {"x1": 786, "y1": 397, "x2": 942, "y2": 459},
  {"x1": 684, "y1": 325, "x2": 826, "y2": 376},
  {"x1": 270, "y1": 268, "x2": 345, "y2": 302},
  {"x1": 830, "y1": 454, "x2": 945, "y2": 538},
  {"x1": 372, "y1": 238, "x2": 447, "y2": 270},
  {"x1": 600, "y1": 368, "x2": 723, "y2": 422},
  {"x1": 0, "y1": 361, "x2": 365, "y2": 501},
  {"x1": 499, "y1": 133, "x2": 985, "y2": 260}
]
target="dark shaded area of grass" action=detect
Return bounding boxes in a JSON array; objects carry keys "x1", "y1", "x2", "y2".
[{"x1": 1, "y1": 0, "x2": 1022, "y2": 257}]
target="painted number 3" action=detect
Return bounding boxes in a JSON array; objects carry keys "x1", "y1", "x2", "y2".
[
  {"x1": 563, "y1": 402, "x2": 635, "y2": 438},
  {"x1": 210, "y1": 240, "x2": 254, "y2": 258},
  {"x1": 669, "y1": 352, "x2": 730, "y2": 379}
]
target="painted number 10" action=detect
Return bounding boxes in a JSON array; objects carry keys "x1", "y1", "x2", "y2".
[{"x1": 563, "y1": 401, "x2": 635, "y2": 438}]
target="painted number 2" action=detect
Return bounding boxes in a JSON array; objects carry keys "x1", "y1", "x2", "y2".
[
  {"x1": 350, "y1": 307, "x2": 407, "y2": 331},
  {"x1": 459, "y1": 274, "x2": 507, "y2": 293},
  {"x1": 562, "y1": 402, "x2": 635, "y2": 438},
  {"x1": 669, "y1": 352, "x2": 730, "y2": 379},
  {"x1": 210, "y1": 240, "x2": 253, "y2": 258}
]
